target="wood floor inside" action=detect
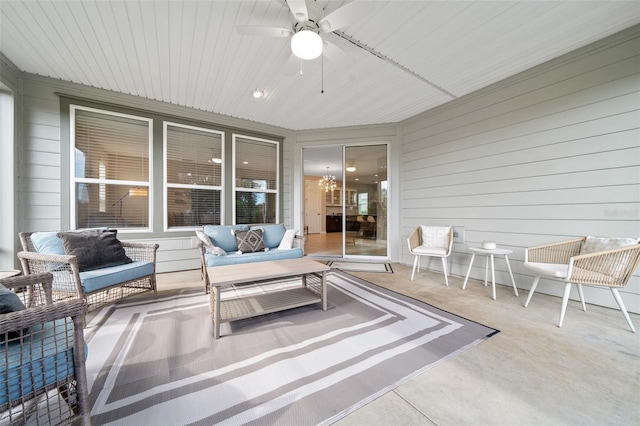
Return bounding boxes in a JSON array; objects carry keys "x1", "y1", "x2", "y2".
[{"x1": 304, "y1": 232, "x2": 387, "y2": 258}]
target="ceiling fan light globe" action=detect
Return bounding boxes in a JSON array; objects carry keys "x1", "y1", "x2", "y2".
[{"x1": 291, "y1": 30, "x2": 323, "y2": 60}]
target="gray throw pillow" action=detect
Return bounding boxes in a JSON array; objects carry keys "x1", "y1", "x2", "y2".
[
  {"x1": 57, "y1": 228, "x2": 132, "y2": 272},
  {"x1": 234, "y1": 229, "x2": 265, "y2": 254},
  {"x1": 0, "y1": 284, "x2": 26, "y2": 314},
  {"x1": 0, "y1": 284, "x2": 27, "y2": 342}
]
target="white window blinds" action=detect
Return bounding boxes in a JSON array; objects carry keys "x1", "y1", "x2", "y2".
[
  {"x1": 72, "y1": 106, "x2": 151, "y2": 229},
  {"x1": 165, "y1": 123, "x2": 224, "y2": 229},
  {"x1": 234, "y1": 136, "x2": 279, "y2": 224}
]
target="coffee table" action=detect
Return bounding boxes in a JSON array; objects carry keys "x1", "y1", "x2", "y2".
[{"x1": 207, "y1": 258, "x2": 330, "y2": 339}]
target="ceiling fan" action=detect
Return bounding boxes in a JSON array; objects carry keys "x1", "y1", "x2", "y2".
[{"x1": 237, "y1": 0, "x2": 371, "y2": 62}]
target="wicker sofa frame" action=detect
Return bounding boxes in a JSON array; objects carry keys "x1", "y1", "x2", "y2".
[
  {"x1": 199, "y1": 234, "x2": 305, "y2": 293},
  {"x1": 18, "y1": 231, "x2": 158, "y2": 313},
  {"x1": 0, "y1": 273, "x2": 91, "y2": 425}
]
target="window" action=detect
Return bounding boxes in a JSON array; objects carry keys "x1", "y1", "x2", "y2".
[
  {"x1": 358, "y1": 193, "x2": 368, "y2": 215},
  {"x1": 71, "y1": 106, "x2": 151, "y2": 230},
  {"x1": 233, "y1": 135, "x2": 278, "y2": 224},
  {"x1": 164, "y1": 122, "x2": 224, "y2": 229}
]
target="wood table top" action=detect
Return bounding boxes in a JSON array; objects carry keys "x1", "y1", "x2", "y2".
[{"x1": 207, "y1": 257, "x2": 330, "y2": 287}]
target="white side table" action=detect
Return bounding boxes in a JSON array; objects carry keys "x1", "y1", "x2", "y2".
[{"x1": 462, "y1": 247, "x2": 518, "y2": 300}]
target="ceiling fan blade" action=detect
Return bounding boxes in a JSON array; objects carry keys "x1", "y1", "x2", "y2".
[
  {"x1": 284, "y1": 53, "x2": 302, "y2": 76},
  {"x1": 236, "y1": 25, "x2": 293, "y2": 38},
  {"x1": 323, "y1": 40, "x2": 355, "y2": 68},
  {"x1": 286, "y1": 0, "x2": 309, "y2": 22},
  {"x1": 319, "y1": 2, "x2": 372, "y2": 32}
]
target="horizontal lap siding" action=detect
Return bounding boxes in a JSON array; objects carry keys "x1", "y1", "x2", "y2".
[
  {"x1": 401, "y1": 26, "x2": 640, "y2": 312},
  {"x1": 21, "y1": 81, "x2": 63, "y2": 232}
]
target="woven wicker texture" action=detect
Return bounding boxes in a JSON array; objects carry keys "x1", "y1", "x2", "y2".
[
  {"x1": 18, "y1": 231, "x2": 158, "y2": 312},
  {"x1": 407, "y1": 226, "x2": 454, "y2": 284},
  {"x1": 526, "y1": 238, "x2": 640, "y2": 288},
  {"x1": 0, "y1": 273, "x2": 90, "y2": 425},
  {"x1": 524, "y1": 237, "x2": 640, "y2": 332}
]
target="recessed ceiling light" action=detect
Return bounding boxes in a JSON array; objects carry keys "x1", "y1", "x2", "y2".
[
  {"x1": 346, "y1": 166, "x2": 356, "y2": 172},
  {"x1": 243, "y1": 161, "x2": 249, "y2": 165},
  {"x1": 354, "y1": 178, "x2": 359, "y2": 181},
  {"x1": 252, "y1": 90, "x2": 264, "y2": 98},
  {"x1": 209, "y1": 158, "x2": 222, "y2": 164}
]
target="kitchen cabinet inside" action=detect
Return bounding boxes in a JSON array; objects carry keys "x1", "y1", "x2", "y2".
[{"x1": 325, "y1": 188, "x2": 342, "y2": 206}]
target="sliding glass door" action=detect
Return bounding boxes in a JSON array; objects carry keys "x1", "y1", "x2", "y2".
[
  {"x1": 344, "y1": 145, "x2": 387, "y2": 257},
  {"x1": 303, "y1": 144, "x2": 387, "y2": 259}
]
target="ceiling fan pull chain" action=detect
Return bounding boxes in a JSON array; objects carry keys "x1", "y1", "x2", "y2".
[{"x1": 321, "y1": 53, "x2": 324, "y2": 94}]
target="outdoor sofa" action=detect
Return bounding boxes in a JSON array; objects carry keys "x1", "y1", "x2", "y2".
[{"x1": 197, "y1": 223, "x2": 305, "y2": 292}]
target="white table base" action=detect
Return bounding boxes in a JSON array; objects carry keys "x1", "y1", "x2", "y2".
[{"x1": 462, "y1": 248, "x2": 519, "y2": 300}]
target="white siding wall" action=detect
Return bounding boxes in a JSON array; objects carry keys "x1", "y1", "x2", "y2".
[
  {"x1": 15, "y1": 74, "x2": 294, "y2": 273},
  {"x1": 401, "y1": 26, "x2": 640, "y2": 313}
]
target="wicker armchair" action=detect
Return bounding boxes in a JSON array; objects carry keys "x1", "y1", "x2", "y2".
[
  {"x1": 407, "y1": 226, "x2": 454, "y2": 285},
  {"x1": 18, "y1": 231, "x2": 158, "y2": 312},
  {"x1": 524, "y1": 237, "x2": 640, "y2": 332},
  {"x1": 0, "y1": 273, "x2": 90, "y2": 425}
]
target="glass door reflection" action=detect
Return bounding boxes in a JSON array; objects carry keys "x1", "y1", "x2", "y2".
[{"x1": 344, "y1": 145, "x2": 387, "y2": 257}]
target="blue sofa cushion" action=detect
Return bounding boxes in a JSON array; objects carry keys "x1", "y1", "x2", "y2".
[
  {"x1": 251, "y1": 224, "x2": 286, "y2": 249},
  {"x1": 203, "y1": 225, "x2": 249, "y2": 253},
  {"x1": 0, "y1": 318, "x2": 74, "y2": 405},
  {"x1": 79, "y1": 261, "x2": 154, "y2": 293},
  {"x1": 205, "y1": 247, "x2": 303, "y2": 267}
]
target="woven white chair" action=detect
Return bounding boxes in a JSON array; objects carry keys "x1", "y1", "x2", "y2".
[
  {"x1": 524, "y1": 236, "x2": 640, "y2": 332},
  {"x1": 407, "y1": 226, "x2": 453, "y2": 285}
]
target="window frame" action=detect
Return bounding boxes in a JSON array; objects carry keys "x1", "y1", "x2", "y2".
[
  {"x1": 163, "y1": 121, "x2": 225, "y2": 232},
  {"x1": 69, "y1": 104, "x2": 153, "y2": 232},
  {"x1": 232, "y1": 134, "x2": 280, "y2": 225}
]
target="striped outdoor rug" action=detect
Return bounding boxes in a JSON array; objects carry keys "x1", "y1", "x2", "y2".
[{"x1": 85, "y1": 271, "x2": 498, "y2": 425}]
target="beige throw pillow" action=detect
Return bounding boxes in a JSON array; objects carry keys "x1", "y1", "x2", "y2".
[{"x1": 196, "y1": 229, "x2": 226, "y2": 256}]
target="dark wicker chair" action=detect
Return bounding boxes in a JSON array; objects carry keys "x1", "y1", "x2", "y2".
[{"x1": 0, "y1": 273, "x2": 91, "y2": 425}]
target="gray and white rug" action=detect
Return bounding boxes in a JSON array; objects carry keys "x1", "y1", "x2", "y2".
[{"x1": 85, "y1": 271, "x2": 498, "y2": 425}]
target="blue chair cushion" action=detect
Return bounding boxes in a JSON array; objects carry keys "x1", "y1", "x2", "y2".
[
  {"x1": 203, "y1": 225, "x2": 249, "y2": 252},
  {"x1": 79, "y1": 261, "x2": 154, "y2": 293},
  {"x1": 0, "y1": 319, "x2": 74, "y2": 405},
  {"x1": 205, "y1": 247, "x2": 303, "y2": 267},
  {"x1": 250, "y1": 224, "x2": 286, "y2": 249}
]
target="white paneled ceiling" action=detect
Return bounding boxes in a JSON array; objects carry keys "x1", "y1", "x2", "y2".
[{"x1": 1, "y1": 1, "x2": 639, "y2": 131}]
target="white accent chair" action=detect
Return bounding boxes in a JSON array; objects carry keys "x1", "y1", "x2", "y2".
[
  {"x1": 523, "y1": 236, "x2": 640, "y2": 332},
  {"x1": 407, "y1": 226, "x2": 453, "y2": 285}
]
